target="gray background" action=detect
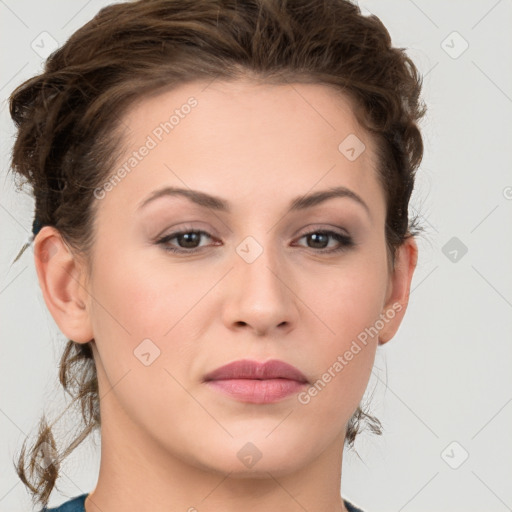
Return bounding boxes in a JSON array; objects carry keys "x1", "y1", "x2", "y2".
[{"x1": 1, "y1": 1, "x2": 511, "y2": 511}]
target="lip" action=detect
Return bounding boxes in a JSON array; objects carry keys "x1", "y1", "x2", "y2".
[
  {"x1": 203, "y1": 359, "x2": 309, "y2": 404},
  {"x1": 204, "y1": 359, "x2": 309, "y2": 383}
]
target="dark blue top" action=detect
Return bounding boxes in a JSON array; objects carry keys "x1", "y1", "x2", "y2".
[{"x1": 40, "y1": 492, "x2": 366, "y2": 511}]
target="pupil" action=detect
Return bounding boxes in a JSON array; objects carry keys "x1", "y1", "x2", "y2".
[
  {"x1": 180, "y1": 232, "x2": 199, "y2": 248},
  {"x1": 309, "y1": 233, "x2": 327, "y2": 248}
]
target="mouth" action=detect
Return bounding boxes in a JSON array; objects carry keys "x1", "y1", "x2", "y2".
[{"x1": 203, "y1": 359, "x2": 309, "y2": 404}]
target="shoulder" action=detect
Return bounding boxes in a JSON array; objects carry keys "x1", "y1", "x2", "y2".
[
  {"x1": 38, "y1": 493, "x2": 88, "y2": 512},
  {"x1": 344, "y1": 498, "x2": 367, "y2": 512}
]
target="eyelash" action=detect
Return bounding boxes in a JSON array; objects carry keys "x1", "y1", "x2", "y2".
[{"x1": 155, "y1": 227, "x2": 356, "y2": 255}]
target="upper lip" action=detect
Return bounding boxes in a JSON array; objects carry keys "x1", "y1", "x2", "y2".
[{"x1": 204, "y1": 359, "x2": 309, "y2": 383}]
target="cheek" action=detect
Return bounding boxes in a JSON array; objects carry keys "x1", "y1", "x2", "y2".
[
  {"x1": 87, "y1": 248, "x2": 200, "y2": 420},
  {"x1": 297, "y1": 251, "x2": 388, "y2": 407},
  {"x1": 89, "y1": 242, "x2": 190, "y2": 338},
  {"x1": 87, "y1": 241, "x2": 212, "y2": 392},
  {"x1": 306, "y1": 250, "x2": 388, "y2": 344}
]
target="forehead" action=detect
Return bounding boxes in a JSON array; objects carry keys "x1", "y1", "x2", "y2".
[{"x1": 96, "y1": 79, "x2": 385, "y2": 223}]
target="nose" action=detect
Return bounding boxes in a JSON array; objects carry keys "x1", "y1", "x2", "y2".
[{"x1": 222, "y1": 244, "x2": 299, "y2": 337}]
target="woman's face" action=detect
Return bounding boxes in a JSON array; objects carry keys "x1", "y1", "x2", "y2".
[{"x1": 42, "y1": 79, "x2": 416, "y2": 476}]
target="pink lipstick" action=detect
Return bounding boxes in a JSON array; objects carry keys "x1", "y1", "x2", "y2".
[{"x1": 203, "y1": 359, "x2": 309, "y2": 404}]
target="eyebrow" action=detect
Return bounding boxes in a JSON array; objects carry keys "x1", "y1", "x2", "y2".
[{"x1": 137, "y1": 185, "x2": 371, "y2": 217}]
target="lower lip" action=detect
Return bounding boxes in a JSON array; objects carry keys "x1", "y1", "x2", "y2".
[{"x1": 205, "y1": 378, "x2": 307, "y2": 403}]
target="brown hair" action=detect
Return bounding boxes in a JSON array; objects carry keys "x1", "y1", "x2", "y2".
[{"x1": 9, "y1": 0, "x2": 426, "y2": 508}]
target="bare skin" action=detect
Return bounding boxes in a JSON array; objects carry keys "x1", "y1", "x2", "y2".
[{"x1": 34, "y1": 79, "x2": 417, "y2": 512}]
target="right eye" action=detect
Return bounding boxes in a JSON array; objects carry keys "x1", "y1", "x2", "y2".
[{"x1": 156, "y1": 229, "x2": 217, "y2": 254}]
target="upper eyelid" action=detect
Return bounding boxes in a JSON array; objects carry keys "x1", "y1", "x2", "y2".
[
  {"x1": 157, "y1": 229, "x2": 214, "y2": 243},
  {"x1": 160, "y1": 224, "x2": 350, "y2": 236}
]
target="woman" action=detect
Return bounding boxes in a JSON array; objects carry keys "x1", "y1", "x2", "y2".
[{"x1": 9, "y1": 0, "x2": 426, "y2": 511}]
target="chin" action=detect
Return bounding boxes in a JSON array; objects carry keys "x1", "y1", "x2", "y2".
[{"x1": 187, "y1": 435, "x2": 315, "y2": 477}]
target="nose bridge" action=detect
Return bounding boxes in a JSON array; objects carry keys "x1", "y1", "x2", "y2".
[
  {"x1": 225, "y1": 233, "x2": 298, "y2": 334},
  {"x1": 238, "y1": 236, "x2": 283, "y2": 297}
]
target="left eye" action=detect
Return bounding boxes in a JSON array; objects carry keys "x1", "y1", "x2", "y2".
[{"x1": 295, "y1": 230, "x2": 355, "y2": 252}]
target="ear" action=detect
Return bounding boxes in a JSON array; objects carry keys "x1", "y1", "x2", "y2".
[
  {"x1": 378, "y1": 237, "x2": 418, "y2": 345},
  {"x1": 33, "y1": 226, "x2": 94, "y2": 344}
]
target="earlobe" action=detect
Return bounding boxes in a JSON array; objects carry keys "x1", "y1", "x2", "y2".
[
  {"x1": 33, "y1": 226, "x2": 94, "y2": 344},
  {"x1": 378, "y1": 237, "x2": 418, "y2": 345}
]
